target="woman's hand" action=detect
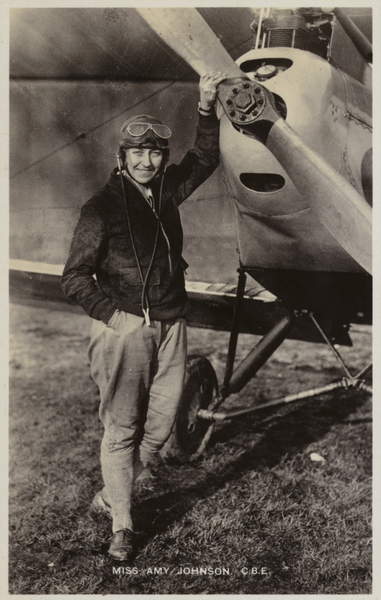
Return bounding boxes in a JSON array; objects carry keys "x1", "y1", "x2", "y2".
[{"x1": 199, "y1": 72, "x2": 227, "y2": 112}]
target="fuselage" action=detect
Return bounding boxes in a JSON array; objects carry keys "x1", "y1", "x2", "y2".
[{"x1": 218, "y1": 47, "x2": 372, "y2": 319}]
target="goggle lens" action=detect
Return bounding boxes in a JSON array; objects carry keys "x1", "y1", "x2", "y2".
[{"x1": 126, "y1": 122, "x2": 172, "y2": 139}]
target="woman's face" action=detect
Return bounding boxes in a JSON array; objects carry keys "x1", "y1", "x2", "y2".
[{"x1": 125, "y1": 148, "x2": 163, "y2": 184}]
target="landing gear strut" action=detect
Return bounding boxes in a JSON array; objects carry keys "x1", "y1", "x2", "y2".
[{"x1": 162, "y1": 270, "x2": 372, "y2": 462}]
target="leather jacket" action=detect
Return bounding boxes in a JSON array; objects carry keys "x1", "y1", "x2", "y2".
[{"x1": 61, "y1": 112, "x2": 220, "y2": 323}]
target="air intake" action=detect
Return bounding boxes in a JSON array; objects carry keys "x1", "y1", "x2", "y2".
[{"x1": 240, "y1": 173, "x2": 285, "y2": 193}]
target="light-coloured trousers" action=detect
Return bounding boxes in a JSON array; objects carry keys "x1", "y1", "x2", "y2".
[{"x1": 88, "y1": 311, "x2": 187, "y2": 532}]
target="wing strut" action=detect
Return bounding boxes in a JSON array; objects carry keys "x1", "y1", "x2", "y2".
[{"x1": 334, "y1": 8, "x2": 372, "y2": 64}]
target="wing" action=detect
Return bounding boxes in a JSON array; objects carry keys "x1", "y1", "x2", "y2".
[{"x1": 10, "y1": 260, "x2": 365, "y2": 345}]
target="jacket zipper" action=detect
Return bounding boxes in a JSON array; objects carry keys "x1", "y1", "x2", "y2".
[
  {"x1": 150, "y1": 204, "x2": 173, "y2": 276},
  {"x1": 123, "y1": 171, "x2": 173, "y2": 276}
]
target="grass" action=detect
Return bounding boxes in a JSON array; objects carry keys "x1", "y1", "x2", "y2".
[{"x1": 9, "y1": 301, "x2": 372, "y2": 594}]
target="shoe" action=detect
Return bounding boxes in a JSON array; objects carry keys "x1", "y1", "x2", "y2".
[
  {"x1": 89, "y1": 490, "x2": 112, "y2": 519},
  {"x1": 108, "y1": 528, "x2": 135, "y2": 562}
]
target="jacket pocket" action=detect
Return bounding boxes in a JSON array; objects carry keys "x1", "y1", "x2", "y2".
[
  {"x1": 119, "y1": 266, "x2": 161, "y2": 297},
  {"x1": 119, "y1": 266, "x2": 142, "y2": 288}
]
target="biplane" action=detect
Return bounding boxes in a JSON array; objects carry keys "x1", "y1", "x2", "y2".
[{"x1": 9, "y1": 7, "x2": 372, "y2": 459}]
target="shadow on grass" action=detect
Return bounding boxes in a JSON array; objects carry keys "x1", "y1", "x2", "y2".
[
  {"x1": 8, "y1": 382, "x2": 371, "y2": 594},
  {"x1": 134, "y1": 389, "x2": 370, "y2": 547}
]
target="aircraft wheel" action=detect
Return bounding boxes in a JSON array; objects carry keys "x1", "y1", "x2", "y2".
[{"x1": 161, "y1": 354, "x2": 218, "y2": 463}]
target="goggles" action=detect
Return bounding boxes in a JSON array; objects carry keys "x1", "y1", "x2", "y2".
[{"x1": 125, "y1": 121, "x2": 172, "y2": 140}]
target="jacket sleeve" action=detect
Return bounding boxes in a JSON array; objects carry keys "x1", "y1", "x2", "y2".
[
  {"x1": 61, "y1": 200, "x2": 117, "y2": 323},
  {"x1": 164, "y1": 112, "x2": 220, "y2": 206}
]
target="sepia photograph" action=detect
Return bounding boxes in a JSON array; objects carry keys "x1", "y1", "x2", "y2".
[{"x1": 9, "y1": 3, "x2": 373, "y2": 595}]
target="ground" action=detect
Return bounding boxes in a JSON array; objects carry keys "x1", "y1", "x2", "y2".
[{"x1": 9, "y1": 301, "x2": 372, "y2": 594}]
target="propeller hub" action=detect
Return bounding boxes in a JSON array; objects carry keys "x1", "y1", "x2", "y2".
[
  {"x1": 218, "y1": 78, "x2": 269, "y2": 125},
  {"x1": 235, "y1": 90, "x2": 253, "y2": 111}
]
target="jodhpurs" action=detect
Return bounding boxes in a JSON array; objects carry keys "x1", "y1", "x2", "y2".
[{"x1": 88, "y1": 311, "x2": 187, "y2": 532}]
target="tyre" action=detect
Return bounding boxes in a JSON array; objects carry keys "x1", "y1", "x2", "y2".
[{"x1": 161, "y1": 354, "x2": 218, "y2": 462}]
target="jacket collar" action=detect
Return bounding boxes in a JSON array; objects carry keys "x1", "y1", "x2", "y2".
[
  {"x1": 106, "y1": 169, "x2": 162, "y2": 214},
  {"x1": 123, "y1": 170, "x2": 154, "y2": 205}
]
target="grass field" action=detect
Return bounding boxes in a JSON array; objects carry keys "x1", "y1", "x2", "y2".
[{"x1": 9, "y1": 301, "x2": 372, "y2": 594}]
